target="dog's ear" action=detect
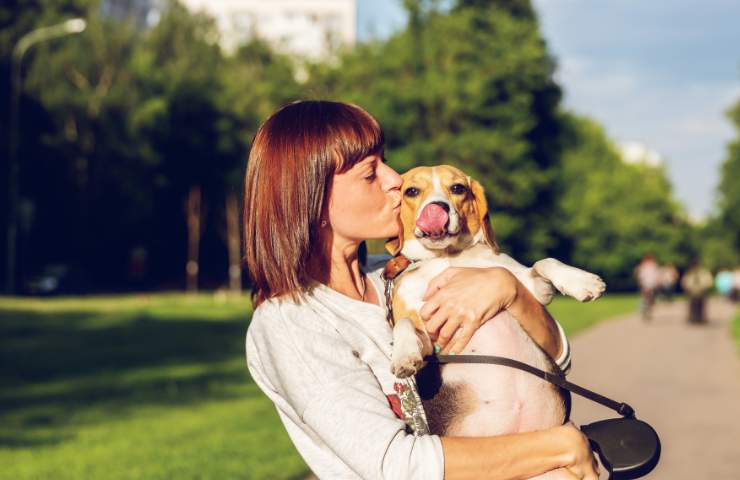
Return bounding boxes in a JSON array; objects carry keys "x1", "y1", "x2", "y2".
[
  {"x1": 385, "y1": 214, "x2": 405, "y2": 256},
  {"x1": 385, "y1": 236, "x2": 403, "y2": 256},
  {"x1": 470, "y1": 179, "x2": 499, "y2": 253}
]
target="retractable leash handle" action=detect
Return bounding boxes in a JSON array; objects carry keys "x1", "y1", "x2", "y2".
[{"x1": 427, "y1": 355, "x2": 661, "y2": 480}]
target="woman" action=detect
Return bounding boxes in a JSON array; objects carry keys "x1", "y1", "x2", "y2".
[{"x1": 244, "y1": 101, "x2": 598, "y2": 479}]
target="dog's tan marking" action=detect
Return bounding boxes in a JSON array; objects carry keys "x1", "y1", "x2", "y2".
[{"x1": 390, "y1": 292, "x2": 433, "y2": 356}]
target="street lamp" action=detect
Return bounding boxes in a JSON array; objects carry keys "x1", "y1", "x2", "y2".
[{"x1": 6, "y1": 18, "x2": 87, "y2": 294}]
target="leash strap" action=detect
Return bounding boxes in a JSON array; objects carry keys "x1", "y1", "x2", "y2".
[{"x1": 427, "y1": 354, "x2": 635, "y2": 418}]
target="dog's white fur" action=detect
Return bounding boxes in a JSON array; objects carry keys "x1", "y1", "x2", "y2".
[
  {"x1": 387, "y1": 167, "x2": 605, "y2": 478},
  {"x1": 390, "y1": 166, "x2": 605, "y2": 378}
]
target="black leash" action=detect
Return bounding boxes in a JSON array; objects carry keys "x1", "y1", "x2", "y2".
[{"x1": 426, "y1": 354, "x2": 635, "y2": 418}]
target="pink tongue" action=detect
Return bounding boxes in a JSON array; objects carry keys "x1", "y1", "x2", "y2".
[{"x1": 416, "y1": 203, "x2": 449, "y2": 236}]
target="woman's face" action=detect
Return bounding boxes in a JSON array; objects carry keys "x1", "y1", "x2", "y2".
[{"x1": 328, "y1": 154, "x2": 403, "y2": 242}]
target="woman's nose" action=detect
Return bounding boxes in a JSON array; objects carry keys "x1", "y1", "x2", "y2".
[{"x1": 380, "y1": 163, "x2": 402, "y2": 190}]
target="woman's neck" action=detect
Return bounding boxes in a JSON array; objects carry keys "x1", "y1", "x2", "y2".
[{"x1": 310, "y1": 236, "x2": 367, "y2": 301}]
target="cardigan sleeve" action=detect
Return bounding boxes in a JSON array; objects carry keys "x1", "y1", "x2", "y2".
[
  {"x1": 246, "y1": 300, "x2": 444, "y2": 480},
  {"x1": 554, "y1": 319, "x2": 572, "y2": 375}
]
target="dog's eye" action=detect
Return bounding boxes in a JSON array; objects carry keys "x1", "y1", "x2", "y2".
[
  {"x1": 404, "y1": 187, "x2": 420, "y2": 198},
  {"x1": 450, "y1": 183, "x2": 467, "y2": 195}
]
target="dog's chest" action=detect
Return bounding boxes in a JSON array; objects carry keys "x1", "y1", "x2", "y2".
[
  {"x1": 395, "y1": 246, "x2": 503, "y2": 310},
  {"x1": 395, "y1": 258, "x2": 452, "y2": 311}
]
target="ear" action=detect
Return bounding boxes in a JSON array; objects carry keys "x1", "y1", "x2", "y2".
[{"x1": 470, "y1": 179, "x2": 499, "y2": 253}]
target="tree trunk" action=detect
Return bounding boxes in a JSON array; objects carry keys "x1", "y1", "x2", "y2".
[
  {"x1": 225, "y1": 192, "x2": 242, "y2": 296},
  {"x1": 185, "y1": 185, "x2": 202, "y2": 293}
]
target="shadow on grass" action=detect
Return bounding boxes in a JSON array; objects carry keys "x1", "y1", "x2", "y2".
[
  {"x1": 0, "y1": 306, "x2": 257, "y2": 447},
  {"x1": 0, "y1": 434, "x2": 75, "y2": 449},
  {"x1": 1, "y1": 310, "x2": 249, "y2": 383}
]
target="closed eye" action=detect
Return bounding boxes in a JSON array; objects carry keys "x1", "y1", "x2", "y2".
[{"x1": 363, "y1": 160, "x2": 378, "y2": 182}]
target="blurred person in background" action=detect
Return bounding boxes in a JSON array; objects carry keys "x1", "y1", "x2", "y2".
[
  {"x1": 733, "y1": 268, "x2": 740, "y2": 302},
  {"x1": 715, "y1": 268, "x2": 734, "y2": 299},
  {"x1": 243, "y1": 101, "x2": 598, "y2": 480},
  {"x1": 681, "y1": 261, "x2": 713, "y2": 324},
  {"x1": 635, "y1": 254, "x2": 661, "y2": 321},
  {"x1": 657, "y1": 263, "x2": 679, "y2": 302}
]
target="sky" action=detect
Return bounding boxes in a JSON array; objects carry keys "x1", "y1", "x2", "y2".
[{"x1": 358, "y1": 0, "x2": 740, "y2": 219}]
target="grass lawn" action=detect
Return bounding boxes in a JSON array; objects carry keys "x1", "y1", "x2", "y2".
[
  {"x1": 733, "y1": 310, "x2": 740, "y2": 351},
  {"x1": 548, "y1": 293, "x2": 640, "y2": 336},
  {"x1": 1, "y1": 291, "x2": 638, "y2": 479}
]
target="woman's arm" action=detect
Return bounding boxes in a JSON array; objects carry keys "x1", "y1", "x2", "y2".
[
  {"x1": 504, "y1": 269, "x2": 562, "y2": 361},
  {"x1": 420, "y1": 267, "x2": 563, "y2": 360},
  {"x1": 442, "y1": 423, "x2": 598, "y2": 480}
]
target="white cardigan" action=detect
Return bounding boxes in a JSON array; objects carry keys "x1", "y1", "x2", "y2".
[{"x1": 245, "y1": 267, "x2": 571, "y2": 479}]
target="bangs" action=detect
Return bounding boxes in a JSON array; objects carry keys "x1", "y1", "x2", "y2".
[{"x1": 329, "y1": 103, "x2": 385, "y2": 173}]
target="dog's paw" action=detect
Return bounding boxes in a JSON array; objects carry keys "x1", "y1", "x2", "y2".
[
  {"x1": 391, "y1": 352, "x2": 424, "y2": 378},
  {"x1": 556, "y1": 270, "x2": 606, "y2": 302}
]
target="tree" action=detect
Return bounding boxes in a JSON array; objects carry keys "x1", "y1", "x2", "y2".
[
  {"x1": 556, "y1": 113, "x2": 694, "y2": 288},
  {"x1": 310, "y1": 0, "x2": 563, "y2": 262},
  {"x1": 703, "y1": 97, "x2": 740, "y2": 270},
  {"x1": 717, "y1": 100, "x2": 740, "y2": 250},
  {"x1": 14, "y1": 6, "x2": 144, "y2": 289}
]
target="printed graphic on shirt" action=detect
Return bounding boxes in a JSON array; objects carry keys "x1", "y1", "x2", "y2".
[
  {"x1": 391, "y1": 379, "x2": 429, "y2": 435},
  {"x1": 386, "y1": 394, "x2": 404, "y2": 420}
]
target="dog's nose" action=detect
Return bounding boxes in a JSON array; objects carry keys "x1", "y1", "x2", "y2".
[{"x1": 430, "y1": 201, "x2": 450, "y2": 213}]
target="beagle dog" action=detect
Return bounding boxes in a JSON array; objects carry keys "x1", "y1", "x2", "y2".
[{"x1": 386, "y1": 165, "x2": 605, "y2": 444}]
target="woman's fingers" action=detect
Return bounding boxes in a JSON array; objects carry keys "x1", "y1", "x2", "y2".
[
  {"x1": 436, "y1": 314, "x2": 463, "y2": 352},
  {"x1": 560, "y1": 422, "x2": 600, "y2": 480},
  {"x1": 445, "y1": 322, "x2": 476, "y2": 354},
  {"x1": 419, "y1": 296, "x2": 440, "y2": 321},
  {"x1": 423, "y1": 267, "x2": 460, "y2": 300}
]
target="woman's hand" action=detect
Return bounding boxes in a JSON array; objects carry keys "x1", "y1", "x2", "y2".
[
  {"x1": 419, "y1": 267, "x2": 518, "y2": 354},
  {"x1": 556, "y1": 422, "x2": 600, "y2": 479}
]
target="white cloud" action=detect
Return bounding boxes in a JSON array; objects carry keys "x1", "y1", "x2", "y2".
[
  {"x1": 534, "y1": 0, "x2": 740, "y2": 218},
  {"x1": 552, "y1": 54, "x2": 739, "y2": 219}
]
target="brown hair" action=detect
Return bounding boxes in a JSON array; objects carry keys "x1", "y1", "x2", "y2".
[{"x1": 243, "y1": 101, "x2": 384, "y2": 307}]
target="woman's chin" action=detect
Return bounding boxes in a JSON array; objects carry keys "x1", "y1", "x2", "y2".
[{"x1": 365, "y1": 227, "x2": 400, "y2": 241}]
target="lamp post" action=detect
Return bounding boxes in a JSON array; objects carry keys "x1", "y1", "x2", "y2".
[{"x1": 6, "y1": 18, "x2": 86, "y2": 294}]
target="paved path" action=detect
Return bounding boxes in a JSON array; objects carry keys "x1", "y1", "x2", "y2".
[{"x1": 568, "y1": 298, "x2": 740, "y2": 479}]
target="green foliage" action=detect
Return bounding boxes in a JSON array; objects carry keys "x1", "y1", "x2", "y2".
[
  {"x1": 3, "y1": 0, "x2": 703, "y2": 291},
  {"x1": 556, "y1": 114, "x2": 695, "y2": 288},
  {"x1": 710, "y1": 98, "x2": 740, "y2": 268},
  {"x1": 6, "y1": 1, "x2": 302, "y2": 288},
  {"x1": 309, "y1": 0, "x2": 562, "y2": 261},
  {"x1": 699, "y1": 220, "x2": 739, "y2": 271}
]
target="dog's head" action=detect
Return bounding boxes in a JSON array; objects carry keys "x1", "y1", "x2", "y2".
[{"x1": 385, "y1": 165, "x2": 497, "y2": 259}]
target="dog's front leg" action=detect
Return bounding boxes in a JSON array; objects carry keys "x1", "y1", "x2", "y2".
[
  {"x1": 391, "y1": 316, "x2": 433, "y2": 379},
  {"x1": 532, "y1": 258, "x2": 606, "y2": 302}
]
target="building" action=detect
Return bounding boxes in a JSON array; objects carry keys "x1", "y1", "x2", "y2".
[
  {"x1": 101, "y1": 0, "x2": 165, "y2": 29},
  {"x1": 619, "y1": 141, "x2": 663, "y2": 167},
  {"x1": 179, "y1": 0, "x2": 357, "y2": 58}
]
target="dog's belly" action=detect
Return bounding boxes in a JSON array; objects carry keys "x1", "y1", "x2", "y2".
[{"x1": 421, "y1": 311, "x2": 568, "y2": 437}]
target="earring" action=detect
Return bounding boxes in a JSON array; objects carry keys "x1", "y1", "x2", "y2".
[{"x1": 321, "y1": 220, "x2": 327, "y2": 228}]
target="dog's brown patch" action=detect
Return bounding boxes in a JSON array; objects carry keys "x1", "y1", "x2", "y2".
[{"x1": 417, "y1": 364, "x2": 477, "y2": 435}]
